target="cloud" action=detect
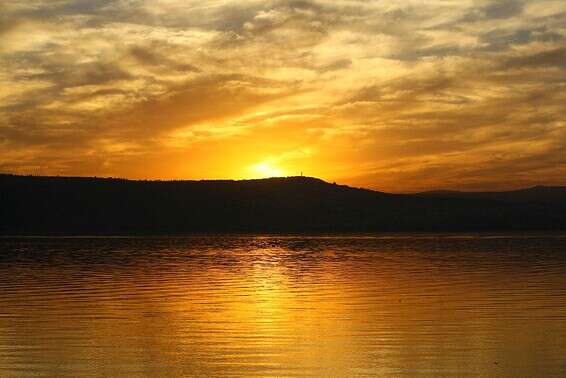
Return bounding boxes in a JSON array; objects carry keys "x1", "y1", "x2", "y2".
[
  {"x1": 0, "y1": 0, "x2": 565, "y2": 190},
  {"x1": 504, "y1": 46, "x2": 566, "y2": 68},
  {"x1": 462, "y1": 0, "x2": 525, "y2": 21},
  {"x1": 128, "y1": 46, "x2": 201, "y2": 72}
]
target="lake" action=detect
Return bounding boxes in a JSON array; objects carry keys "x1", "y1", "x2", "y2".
[{"x1": 1, "y1": 235, "x2": 565, "y2": 377}]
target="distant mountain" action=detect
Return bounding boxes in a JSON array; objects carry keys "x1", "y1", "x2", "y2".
[
  {"x1": 1, "y1": 174, "x2": 565, "y2": 234},
  {"x1": 416, "y1": 186, "x2": 566, "y2": 205}
]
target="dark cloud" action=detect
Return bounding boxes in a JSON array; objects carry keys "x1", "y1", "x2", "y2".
[
  {"x1": 0, "y1": 17, "x2": 24, "y2": 35},
  {"x1": 315, "y1": 58, "x2": 352, "y2": 73},
  {"x1": 54, "y1": 62, "x2": 133, "y2": 87},
  {"x1": 1, "y1": 0, "x2": 115, "y2": 24},
  {"x1": 483, "y1": 0, "x2": 524, "y2": 19},
  {"x1": 460, "y1": 0, "x2": 524, "y2": 22},
  {"x1": 129, "y1": 46, "x2": 201, "y2": 72},
  {"x1": 479, "y1": 27, "x2": 564, "y2": 52},
  {"x1": 504, "y1": 47, "x2": 566, "y2": 69}
]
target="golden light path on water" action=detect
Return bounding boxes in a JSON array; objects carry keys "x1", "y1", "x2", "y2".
[{"x1": 0, "y1": 235, "x2": 566, "y2": 376}]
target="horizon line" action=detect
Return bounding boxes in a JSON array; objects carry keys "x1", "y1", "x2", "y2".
[{"x1": 2, "y1": 172, "x2": 565, "y2": 195}]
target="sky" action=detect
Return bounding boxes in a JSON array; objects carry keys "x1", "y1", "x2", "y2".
[{"x1": 1, "y1": 0, "x2": 565, "y2": 192}]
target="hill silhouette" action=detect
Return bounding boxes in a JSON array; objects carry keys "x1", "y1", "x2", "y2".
[{"x1": 1, "y1": 174, "x2": 565, "y2": 234}]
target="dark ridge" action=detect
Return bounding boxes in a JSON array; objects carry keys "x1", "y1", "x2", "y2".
[
  {"x1": 1, "y1": 174, "x2": 565, "y2": 235},
  {"x1": 416, "y1": 185, "x2": 566, "y2": 205}
]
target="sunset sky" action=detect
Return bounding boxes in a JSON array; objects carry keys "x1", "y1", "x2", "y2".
[{"x1": 1, "y1": 0, "x2": 565, "y2": 192}]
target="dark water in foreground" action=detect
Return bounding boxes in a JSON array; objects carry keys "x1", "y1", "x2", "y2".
[{"x1": 0, "y1": 235, "x2": 566, "y2": 377}]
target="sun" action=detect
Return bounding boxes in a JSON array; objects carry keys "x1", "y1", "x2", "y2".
[{"x1": 251, "y1": 161, "x2": 286, "y2": 178}]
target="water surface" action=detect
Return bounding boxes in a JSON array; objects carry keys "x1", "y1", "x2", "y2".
[{"x1": 1, "y1": 235, "x2": 565, "y2": 376}]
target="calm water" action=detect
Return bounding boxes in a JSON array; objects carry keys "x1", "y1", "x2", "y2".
[{"x1": 1, "y1": 235, "x2": 566, "y2": 377}]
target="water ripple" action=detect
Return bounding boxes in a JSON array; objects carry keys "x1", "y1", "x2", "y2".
[{"x1": 0, "y1": 235, "x2": 565, "y2": 377}]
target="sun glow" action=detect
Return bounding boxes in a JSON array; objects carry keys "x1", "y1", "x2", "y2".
[{"x1": 251, "y1": 161, "x2": 285, "y2": 178}]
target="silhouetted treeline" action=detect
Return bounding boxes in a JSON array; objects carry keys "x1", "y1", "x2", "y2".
[{"x1": 1, "y1": 174, "x2": 565, "y2": 234}]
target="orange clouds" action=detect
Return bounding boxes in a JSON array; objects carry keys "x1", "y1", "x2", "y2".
[{"x1": 0, "y1": 0, "x2": 565, "y2": 191}]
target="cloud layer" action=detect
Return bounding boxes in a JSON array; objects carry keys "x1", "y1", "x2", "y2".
[{"x1": 1, "y1": 0, "x2": 565, "y2": 191}]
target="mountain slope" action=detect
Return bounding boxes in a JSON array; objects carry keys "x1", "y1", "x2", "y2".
[
  {"x1": 417, "y1": 186, "x2": 566, "y2": 205},
  {"x1": 1, "y1": 174, "x2": 565, "y2": 234}
]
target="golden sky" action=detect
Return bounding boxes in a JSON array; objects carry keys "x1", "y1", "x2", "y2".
[{"x1": 1, "y1": 0, "x2": 565, "y2": 192}]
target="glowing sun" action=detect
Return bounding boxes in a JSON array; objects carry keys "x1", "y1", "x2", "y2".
[{"x1": 251, "y1": 161, "x2": 285, "y2": 178}]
